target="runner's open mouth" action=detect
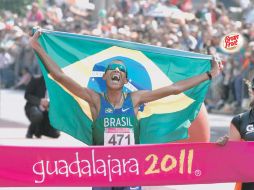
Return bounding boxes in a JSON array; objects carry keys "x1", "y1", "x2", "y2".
[{"x1": 111, "y1": 73, "x2": 120, "y2": 81}]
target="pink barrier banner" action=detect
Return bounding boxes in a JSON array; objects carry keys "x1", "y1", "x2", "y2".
[{"x1": 0, "y1": 142, "x2": 254, "y2": 187}]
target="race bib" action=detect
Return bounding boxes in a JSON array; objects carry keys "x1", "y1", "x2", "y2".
[{"x1": 104, "y1": 128, "x2": 135, "y2": 146}]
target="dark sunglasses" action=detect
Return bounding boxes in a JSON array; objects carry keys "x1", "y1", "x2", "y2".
[{"x1": 105, "y1": 63, "x2": 127, "y2": 74}]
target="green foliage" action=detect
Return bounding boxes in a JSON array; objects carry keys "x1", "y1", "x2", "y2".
[{"x1": 0, "y1": 0, "x2": 34, "y2": 16}]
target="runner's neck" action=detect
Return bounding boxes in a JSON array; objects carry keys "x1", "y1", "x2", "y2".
[{"x1": 105, "y1": 91, "x2": 124, "y2": 109}]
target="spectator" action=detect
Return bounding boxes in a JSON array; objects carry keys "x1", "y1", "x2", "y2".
[
  {"x1": 217, "y1": 78, "x2": 254, "y2": 190},
  {"x1": 0, "y1": 47, "x2": 15, "y2": 88},
  {"x1": 24, "y1": 75, "x2": 60, "y2": 139},
  {"x1": 27, "y1": 2, "x2": 44, "y2": 24}
]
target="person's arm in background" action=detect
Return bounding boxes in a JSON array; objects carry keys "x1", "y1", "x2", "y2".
[
  {"x1": 217, "y1": 115, "x2": 242, "y2": 145},
  {"x1": 229, "y1": 123, "x2": 241, "y2": 141},
  {"x1": 13, "y1": 73, "x2": 32, "y2": 89}
]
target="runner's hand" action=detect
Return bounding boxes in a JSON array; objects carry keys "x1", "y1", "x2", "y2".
[
  {"x1": 29, "y1": 28, "x2": 42, "y2": 50},
  {"x1": 210, "y1": 55, "x2": 223, "y2": 78}
]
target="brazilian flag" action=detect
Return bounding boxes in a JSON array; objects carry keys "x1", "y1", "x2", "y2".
[{"x1": 35, "y1": 29, "x2": 211, "y2": 145}]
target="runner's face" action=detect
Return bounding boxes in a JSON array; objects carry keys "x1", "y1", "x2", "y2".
[{"x1": 103, "y1": 63, "x2": 128, "y2": 90}]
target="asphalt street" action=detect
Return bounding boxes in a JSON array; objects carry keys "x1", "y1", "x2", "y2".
[{"x1": 0, "y1": 89, "x2": 234, "y2": 190}]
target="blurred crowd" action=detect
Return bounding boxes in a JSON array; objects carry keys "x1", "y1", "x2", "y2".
[{"x1": 1, "y1": 0, "x2": 254, "y2": 114}]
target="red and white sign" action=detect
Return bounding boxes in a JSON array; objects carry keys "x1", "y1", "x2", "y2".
[{"x1": 220, "y1": 33, "x2": 244, "y2": 54}]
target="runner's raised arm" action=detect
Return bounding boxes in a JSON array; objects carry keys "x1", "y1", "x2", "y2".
[
  {"x1": 29, "y1": 30, "x2": 99, "y2": 106},
  {"x1": 132, "y1": 58, "x2": 222, "y2": 106}
]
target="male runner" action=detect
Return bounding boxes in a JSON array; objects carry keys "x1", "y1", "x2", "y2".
[{"x1": 30, "y1": 30, "x2": 222, "y2": 190}]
